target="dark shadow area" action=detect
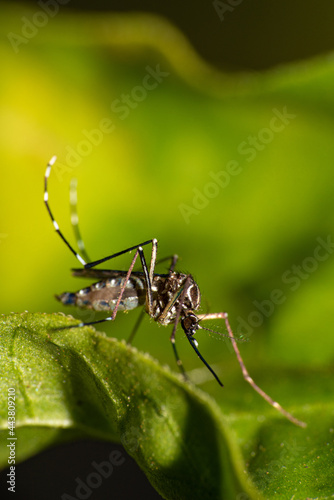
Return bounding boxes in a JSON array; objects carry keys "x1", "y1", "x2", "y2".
[{"x1": 0, "y1": 440, "x2": 163, "y2": 500}]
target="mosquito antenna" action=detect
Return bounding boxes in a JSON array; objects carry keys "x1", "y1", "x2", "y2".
[{"x1": 198, "y1": 322, "x2": 247, "y2": 343}]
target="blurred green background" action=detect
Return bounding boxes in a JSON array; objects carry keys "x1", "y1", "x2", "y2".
[
  {"x1": 1, "y1": 0, "x2": 334, "y2": 373},
  {"x1": 1, "y1": 1, "x2": 334, "y2": 497}
]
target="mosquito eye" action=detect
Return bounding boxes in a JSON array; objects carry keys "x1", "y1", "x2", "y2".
[{"x1": 181, "y1": 318, "x2": 191, "y2": 330}]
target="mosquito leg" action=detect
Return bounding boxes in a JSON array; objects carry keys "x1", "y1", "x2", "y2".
[
  {"x1": 114, "y1": 243, "x2": 158, "y2": 344},
  {"x1": 44, "y1": 156, "x2": 87, "y2": 266},
  {"x1": 170, "y1": 325, "x2": 188, "y2": 381},
  {"x1": 70, "y1": 178, "x2": 91, "y2": 263},
  {"x1": 125, "y1": 243, "x2": 157, "y2": 342},
  {"x1": 168, "y1": 254, "x2": 179, "y2": 273},
  {"x1": 125, "y1": 241, "x2": 159, "y2": 342},
  {"x1": 148, "y1": 238, "x2": 158, "y2": 285},
  {"x1": 155, "y1": 254, "x2": 179, "y2": 273},
  {"x1": 168, "y1": 276, "x2": 195, "y2": 381},
  {"x1": 84, "y1": 239, "x2": 156, "y2": 270},
  {"x1": 137, "y1": 246, "x2": 154, "y2": 316},
  {"x1": 45, "y1": 156, "x2": 156, "y2": 271},
  {"x1": 198, "y1": 312, "x2": 307, "y2": 427},
  {"x1": 127, "y1": 308, "x2": 146, "y2": 344},
  {"x1": 46, "y1": 157, "x2": 156, "y2": 332}
]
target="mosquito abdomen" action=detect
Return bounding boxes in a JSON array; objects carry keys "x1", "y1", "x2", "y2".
[{"x1": 56, "y1": 277, "x2": 146, "y2": 312}]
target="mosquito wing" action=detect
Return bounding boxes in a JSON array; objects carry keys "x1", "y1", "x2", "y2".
[
  {"x1": 71, "y1": 268, "x2": 146, "y2": 279},
  {"x1": 71, "y1": 268, "x2": 170, "y2": 279}
]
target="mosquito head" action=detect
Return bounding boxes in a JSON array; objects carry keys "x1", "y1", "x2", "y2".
[{"x1": 181, "y1": 311, "x2": 200, "y2": 337}]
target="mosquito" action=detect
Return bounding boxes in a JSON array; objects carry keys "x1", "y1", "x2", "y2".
[{"x1": 44, "y1": 156, "x2": 306, "y2": 428}]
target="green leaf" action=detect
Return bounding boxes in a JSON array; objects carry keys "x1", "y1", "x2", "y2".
[
  {"x1": 0, "y1": 312, "x2": 260, "y2": 500},
  {"x1": 247, "y1": 412, "x2": 334, "y2": 499}
]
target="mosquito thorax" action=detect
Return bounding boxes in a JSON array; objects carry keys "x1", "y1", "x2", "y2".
[{"x1": 152, "y1": 273, "x2": 201, "y2": 325}]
